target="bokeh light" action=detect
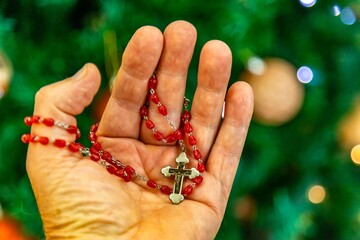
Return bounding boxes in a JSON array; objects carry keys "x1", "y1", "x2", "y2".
[
  {"x1": 307, "y1": 185, "x2": 326, "y2": 204},
  {"x1": 351, "y1": 145, "x2": 360, "y2": 165},
  {"x1": 247, "y1": 56, "x2": 265, "y2": 75},
  {"x1": 340, "y1": 7, "x2": 356, "y2": 25},
  {"x1": 332, "y1": 5, "x2": 341, "y2": 16},
  {"x1": 299, "y1": 0, "x2": 316, "y2": 8},
  {"x1": 234, "y1": 196, "x2": 257, "y2": 222},
  {"x1": 297, "y1": 66, "x2": 313, "y2": 84},
  {"x1": 0, "y1": 53, "x2": 13, "y2": 100}
]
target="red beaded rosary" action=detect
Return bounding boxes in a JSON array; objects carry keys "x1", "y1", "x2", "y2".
[{"x1": 22, "y1": 74, "x2": 204, "y2": 204}]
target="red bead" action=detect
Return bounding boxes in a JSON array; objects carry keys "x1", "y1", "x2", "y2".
[
  {"x1": 114, "y1": 169, "x2": 124, "y2": 178},
  {"x1": 180, "y1": 119, "x2": 185, "y2": 127},
  {"x1": 165, "y1": 134, "x2": 176, "y2": 143},
  {"x1": 106, "y1": 165, "x2": 117, "y2": 174},
  {"x1": 184, "y1": 123, "x2": 192, "y2": 133},
  {"x1": 29, "y1": 134, "x2": 36, "y2": 143},
  {"x1": 182, "y1": 110, "x2": 191, "y2": 121},
  {"x1": 24, "y1": 117, "x2": 33, "y2": 126},
  {"x1": 42, "y1": 118, "x2": 54, "y2": 126},
  {"x1": 160, "y1": 185, "x2": 171, "y2": 195},
  {"x1": 77, "y1": 143, "x2": 85, "y2": 150},
  {"x1": 122, "y1": 172, "x2": 132, "y2": 182},
  {"x1": 154, "y1": 131, "x2": 164, "y2": 141},
  {"x1": 193, "y1": 149, "x2": 202, "y2": 160},
  {"x1": 92, "y1": 142, "x2": 102, "y2": 151},
  {"x1": 21, "y1": 134, "x2": 31, "y2": 143},
  {"x1": 32, "y1": 115, "x2": 41, "y2": 123},
  {"x1": 140, "y1": 106, "x2": 149, "y2": 117},
  {"x1": 147, "y1": 179, "x2": 157, "y2": 188},
  {"x1": 90, "y1": 151, "x2": 100, "y2": 161},
  {"x1": 54, "y1": 139, "x2": 66, "y2": 148},
  {"x1": 146, "y1": 119, "x2": 155, "y2": 129},
  {"x1": 90, "y1": 145, "x2": 100, "y2": 154},
  {"x1": 192, "y1": 176, "x2": 203, "y2": 185},
  {"x1": 197, "y1": 162, "x2": 205, "y2": 173},
  {"x1": 102, "y1": 151, "x2": 113, "y2": 163},
  {"x1": 183, "y1": 185, "x2": 193, "y2": 196},
  {"x1": 89, "y1": 132, "x2": 97, "y2": 142},
  {"x1": 188, "y1": 135, "x2": 197, "y2": 146},
  {"x1": 149, "y1": 93, "x2": 159, "y2": 104},
  {"x1": 67, "y1": 125, "x2": 78, "y2": 134},
  {"x1": 158, "y1": 105, "x2": 167, "y2": 116},
  {"x1": 124, "y1": 165, "x2": 135, "y2": 178},
  {"x1": 174, "y1": 129, "x2": 183, "y2": 140},
  {"x1": 68, "y1": 142, "x2": 80, "y2": 152},
  {"x1": 76, "y1": 131, "x2": 81, "y2": 140},
  {"x1": 148, "y1": 76, "x2": 158, "y2": 90},
  {"x1": 38, "y1": 136, "x2": 49, "y2": 145},
  {"x1": 90, "y1": 123, "x2": 99, "y2": 133}
]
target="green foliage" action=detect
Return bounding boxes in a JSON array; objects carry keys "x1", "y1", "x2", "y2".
[{"x1": 1, "y1": 0, "x2": 360, "y2": 239}]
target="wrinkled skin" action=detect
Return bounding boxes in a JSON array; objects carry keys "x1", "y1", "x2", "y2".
[{"x1": 26, "y1": 21, "x2": 253, "y2": 240}]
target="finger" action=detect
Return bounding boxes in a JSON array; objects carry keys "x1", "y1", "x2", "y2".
[
  {"x1": 98, "y1": 26, "x2": 163, "y2": 138},
  {"x1": 30, "y1": 63, "x2": 101, "y2": 142},
  {"x1": 207, "y1": 81, "x2": 253, "y2": 197},
  {"x1": 189, "y1": 40, "x2": 232, "y2": 161},
  {"x1": 26, "y1": 63, "x2": 101, "y2": 172},
  {"x1": 141, "y1": 20, "x2": 197, "y2": 144}
]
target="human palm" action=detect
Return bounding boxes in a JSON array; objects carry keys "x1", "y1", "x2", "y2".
[{"x1": 26, "y1": 21, "x2": 253, "y2": 239}]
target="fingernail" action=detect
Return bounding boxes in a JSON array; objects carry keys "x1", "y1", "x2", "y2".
[{"x1": 73, "y1": 64, "x2": 87, "y2": 80}]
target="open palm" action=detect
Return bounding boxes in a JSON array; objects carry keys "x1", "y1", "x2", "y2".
[{"x1": 26, "y1": 21, "x2": 253, "y2": 239}]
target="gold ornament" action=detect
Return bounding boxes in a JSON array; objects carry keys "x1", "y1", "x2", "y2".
[
  {"x1": 0, "y1": 52, "x2": 13, "y2": 99},
  {"x1": 240, "y1": 57, "x2": 304, "y2": 126}
]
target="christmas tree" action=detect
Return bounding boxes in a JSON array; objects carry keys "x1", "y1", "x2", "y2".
[{"x1": 1, "y1": 0, "x2": 360, "y2": 239}]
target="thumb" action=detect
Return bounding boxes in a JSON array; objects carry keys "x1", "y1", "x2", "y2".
[
  {"x1": 26, "y1": 63, "x2": 101, "y2": 171},
  {"x1": 25, "y1": 63, "x2": 101, "y2": 206},
  {"x1": 31, "y1": 63, "x2": 101, "y2": 141}
]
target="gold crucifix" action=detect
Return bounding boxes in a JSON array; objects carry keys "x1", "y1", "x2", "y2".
[{"x1": 161, "y1": 152, "x2": 200, "y2": 204}]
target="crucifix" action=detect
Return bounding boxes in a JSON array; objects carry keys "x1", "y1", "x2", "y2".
[{"x1": 161, "y1": 152, "x2": 200, "y2": 204}]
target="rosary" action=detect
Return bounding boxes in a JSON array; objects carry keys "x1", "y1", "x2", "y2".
[{"x1": 22, "y1": 74, "x2": 204, "y2": 204}]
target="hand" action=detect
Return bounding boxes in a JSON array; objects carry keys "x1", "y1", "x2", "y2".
[{"x1": 26, "y1": 20, "x2": 253, "y2": 239}]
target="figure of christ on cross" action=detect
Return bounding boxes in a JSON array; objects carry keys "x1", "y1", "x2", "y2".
[{"x1": 161, "y1": 152, "x2": 200, "y2": 204}]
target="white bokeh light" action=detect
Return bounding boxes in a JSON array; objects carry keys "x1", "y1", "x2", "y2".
[
  {"x1": 340, "y1": 7, "x2": 356, "y2": 25},
  {"x1": 299, "y1": 0, "x2": 316, "y2": 8},
  {"x1": 332, "y1": 5, "x2": 341, "y2": 16},
  {"x1": 247, "y1": 57, "x2": 265, "y2": 75},
  {"x1": 297, "y1": 66, "x2": 313, "y2": 84}
]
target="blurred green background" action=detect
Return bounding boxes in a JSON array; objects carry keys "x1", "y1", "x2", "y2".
[{"x1": 1, "y1": 0, "x2": 360, "y2": 239}]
